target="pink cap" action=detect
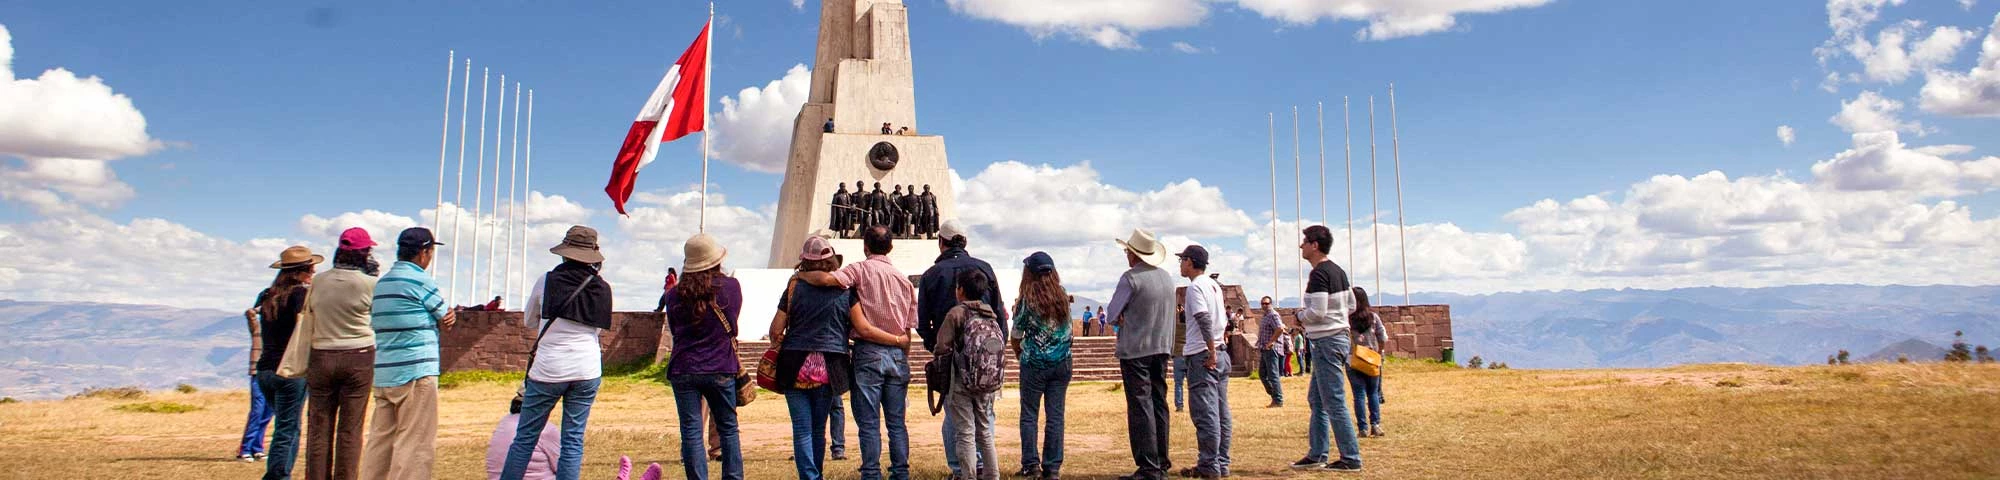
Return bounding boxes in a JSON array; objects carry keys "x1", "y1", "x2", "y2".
[
  {"x1": 800, "y1": 236, "x2": 835, "y2": 261},
  {"x1": 338, "y1": 227, "x2": 376, "y2": 251}
]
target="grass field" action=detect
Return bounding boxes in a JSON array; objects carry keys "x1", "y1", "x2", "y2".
[{"x1": 2, "y1": 359, "x2": 1995, "y2": 479}]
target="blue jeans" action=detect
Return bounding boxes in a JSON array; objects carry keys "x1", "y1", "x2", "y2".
[
  {"x1": 786, "y1": 387, "x2": 837, "y2": 480},
  {"x1": 1347, "y1": 368, "x2": 1382, "y2": 428},
  {"x1": 830, "y1": 391, "x2": 846, "y2": 455},
  {"x1": 1304, "y1": 335, "x2": 1361, "y2": 466},
  {"x1": 1259, "y1": 348, "x2": 1284, "y2": 404},
  {"x1": 1172, "y1": 355, "x2": 1189, "y2": 410},
  {"x1": 240, "y1": 375, "x2": 274, "y2": 455},
  {"x1": 256, "y1": 370, "x2": 306, "y2": 480},
  {"x1": 1186, "y1": 350, "x2": 1233, "y2": 473},
  {"x1": 850, "y1": 342, "x2": 910, "y2": 480},
  {"x1": 671, "y1": 374, "x2": 743, "y2": 480},
  {"x1": 502, "y1": 377, "x2": 600, "y2": 480},
  {"x1": 1018, "y1": 358, "x2": 1071, "y2": 474}
]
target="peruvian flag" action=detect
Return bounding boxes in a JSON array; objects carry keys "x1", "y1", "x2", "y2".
[{"x1": 606, "y1": 20, "x2": 711, "y2": 215}]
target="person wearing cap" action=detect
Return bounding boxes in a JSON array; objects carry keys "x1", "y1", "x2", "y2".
[
  {"x1": 793, "y1": 224, "x2": 920, "y2": 480},
  {"x1": 662, "y1": 234, "x2": 745, "y2": 480},
  {"x1": 1177, "y1": 245, "x2": 1233, "y2": 479},
  {"x1": 1288, "y1": 225, "x2": 1363, "y2": 472},
  {"x1": 1009, "y1": 252, "x2": 1073, "y2": 480},
  {"x1": 361, "y1": 228, "x2": 455, "y2": 480},
  {"x1": 253, "y1": 246, "x2": 320, "y2": 480},
  {"x1": 1256, "y1": 296, "x2": 1285, "y2": 407},
  {"x1": 503, "y1": 226, "x2": 615, "y2": 480},
  {"x1": 303, "y1": 227, "x2": 381, "y2": 480},
  {"x1": 770, "y1": 235, "x2": 909, "y2": 480},
  {"x1": 1103, "y1": 229, "x2": 1179, "y2": 480},
  {"x1": 915, "y1": 219, "x2": 1007, "y2": 478}
]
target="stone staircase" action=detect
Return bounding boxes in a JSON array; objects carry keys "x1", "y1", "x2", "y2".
[{"x1": 734, "y1": 335, "x2": 1128, "y2": 384}]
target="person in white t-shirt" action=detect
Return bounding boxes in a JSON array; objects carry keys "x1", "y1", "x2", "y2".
[
  {"x1": 1176, "y1": 245, "x2": 1232, "y2": 479},
  {"x1": 500, "y1": 226, "x2": 613, "y2": 480}
]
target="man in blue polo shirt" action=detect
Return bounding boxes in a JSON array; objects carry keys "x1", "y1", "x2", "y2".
[{"x1": 363, "y1": 227, "x2": 457, "y2": 480}]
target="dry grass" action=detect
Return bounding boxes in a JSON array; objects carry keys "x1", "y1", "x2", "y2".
[{"x1": 2, "y1": 362, "x2": 1996, "y2": 479}]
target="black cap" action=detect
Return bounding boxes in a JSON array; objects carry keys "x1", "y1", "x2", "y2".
[
  {"x1": 1024, "y1": 251, "x2": 1056, "y2": 273},
  {"x1": 1175, "y1": 245, "x2": 1209, "y2": 267},
  {"x1": 397, "y1": 227, "x2": 444, "y2": 249}
]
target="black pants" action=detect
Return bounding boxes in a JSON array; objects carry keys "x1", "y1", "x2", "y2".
[{"x1": 1119, "y1": 354, "x2": 1171, "y2": 480}]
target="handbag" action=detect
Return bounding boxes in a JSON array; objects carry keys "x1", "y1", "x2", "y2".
[
  {"x1": 755, "y1": 348, "x2": 782, "y2": 391},
  {"x1": 275, "y1": 287, "x2": 316, "y2": 379},
  {"x1": 924, "y1": 351, "x2": 955, "y2": 416},
  {"x1": 796, "y1": 352, "x2": 828, "y2": 389},
  {"x1": 1352, "y1": 343, "x2": 1383, "y2": 377},
  {"x1": 706, "y1": 299, "x2": 756, "y2": 407}
]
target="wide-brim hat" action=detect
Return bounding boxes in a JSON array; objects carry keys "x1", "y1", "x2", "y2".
[
  {"x1": 550, "y1": 225, "x2": 605, "y2": 263},
  {"x1": 270, "y1": 245, "x2": 326, "y2": 269},
  {"x1": 683, "y1": 234, "x2": 726, "y2": 273},
  {"x1": 1115, "y1": 228, "x2": 1170, "y2": 267}
]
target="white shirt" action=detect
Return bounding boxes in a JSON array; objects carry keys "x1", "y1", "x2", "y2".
[
  {"x1": 1181, "y1": 275, "x2": 1228, "y2": 356},
  {"x1": 522, "y1": 275, "x2": 603, "y2": 383}
]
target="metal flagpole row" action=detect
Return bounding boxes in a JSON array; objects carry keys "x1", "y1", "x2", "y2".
[
  {"x1": 520, "y1": 90, "x2": 535, "y2": 304},
  {"x1": 471, "y1": 74, "x2": 495, "y2": 304},
  {"x1": 434, "y1": 51, "x2": 454, "y2": 233},
  {"x1": 1368, "y1": 97, "x2": 1381, "y2": 303},
  {"x1": 446, "y1": 62, "x2": 473, "y2": 306},
  {"x1": 1317, "y1": 102, "x2": 1326, "y2": 226},
  {"x1": 1343, "y1": 98, "x2": 1354, "y2": 276},
  {"x1": 1390, "y1": 84, "x2": 1409, "y2": 306},
  {"x1": 494, "y1": 82, "x2": 518, "y2": 302},
  {"x1": 1267, "y1": 113, "x2": 1279, "y2": 302},
  {"x1": 486, "y1": 78, "x2": 507, "y2": 301},
  {"x1": 505, "y1": 83, "x2": 522, "y2": 303},
  {"x1": 1292, "y1": 107, "x2": 1304, "y2": 298}
]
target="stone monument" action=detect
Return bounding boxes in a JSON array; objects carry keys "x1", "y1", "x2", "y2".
[{"x1": 767, "y1": 0, "x2": 957, "y2": 271}]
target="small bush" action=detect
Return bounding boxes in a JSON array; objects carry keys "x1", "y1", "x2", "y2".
[
  {"x1": 1945, "y1": 331, "x2": 1972, "y2": 363},
  {"x1": 174, "y1": 383, "x2": 197, "y2": 394},
  {"x1": 1467, "y1": 356, "x2": 1485, "y2": 369},
  {"x1": 1837, "y1": 350, "x2": 1851, "y2": 365},
  {"x1": 114, "y1": 401, "x2": 202, "y2": 414},
  {"x1": 1714, "y1": 378, "x2": 1745, "y2": 388},
  {"x1": 1977, "y1": 346, "x2": 1994, "y2": 364},
  {"x1": 0, "y1": 397, "x2": 17, "y2": 405},
  {"x1": 1897, "y1": 354, "x2": 1911, "y2": 364},
  {"x1": 68, "y1": 386, "x2": 146, "y2": 400}
]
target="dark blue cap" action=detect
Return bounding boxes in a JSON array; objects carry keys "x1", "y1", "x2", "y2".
[
  {"x1": 397, "y1": 227, "x2": 444, "y2": 249},
  {"x1": 1175, "y1": 244, "x2": 1209, "y2": 267},
  {"x1": 1024, "y1": 251, "x2": 1056, "y2": 273}
]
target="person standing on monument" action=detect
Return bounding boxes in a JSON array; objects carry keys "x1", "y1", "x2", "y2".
[
  {"x1": 825, "y1": 117, "x2": 835, "y2": 133},
  {"x1": 794, "y1": 224, "x2": 920, "y2": 480},
  {"x1": 1176, "y1": 245, "x2": 1232, "y2": 479},
  {"x1": 1288, "y1": 225, "x2": 1363, "y2": 472},
  {"x1": 1257, "y1": 296, "x2": 1285, "y2": 407},
  {"x1": 503, "y1": 226, "x2": 614, "y2": 480},
  {"x1": 881, "y1": 122, "x2": 893, "y2": 134},
  {"x1": 917, "y1": 219, "x2": 1007, "y2": 478},
  {"x1": 1105, "y1": 229, "x2": 1177, "y2": 480},
  {"x1": 362, "y1": 228, "x2": 455, "y2": 480},
  {"x1": 662, "y1": 234, "x2": 745, "y2": 480},
  {"x1": 304, "y1": 228, "x2": 380, "y2": 480}
]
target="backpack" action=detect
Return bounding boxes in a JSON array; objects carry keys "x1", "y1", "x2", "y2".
[{"x1": 953, "y1": 308, "x2": 1007, "y2": 395}]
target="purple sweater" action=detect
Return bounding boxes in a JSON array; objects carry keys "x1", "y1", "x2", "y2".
[{"x1": 664, "y1": 276, "x2": 744, "y2": 376}]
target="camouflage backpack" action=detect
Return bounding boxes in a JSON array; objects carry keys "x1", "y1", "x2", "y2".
[{"x1": 953, "y1": 308, "x2": 1007, "y2": 395}]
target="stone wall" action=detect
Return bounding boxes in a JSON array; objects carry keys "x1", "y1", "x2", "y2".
[
  {"x1": 439, "y1": 311, "x2": 665, "y2": 372},
  {"x1": 1271, "y1": 304, "x2": 1454, "y2": 361}
]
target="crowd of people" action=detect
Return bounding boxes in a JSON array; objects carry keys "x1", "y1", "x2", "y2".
[{"x1": 234, "y1": 218, "x2": 1389, "y2": 480}]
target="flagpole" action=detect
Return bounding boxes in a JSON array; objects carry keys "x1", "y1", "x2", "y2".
[
  {"x1": 1390, "y1": 83, "x2": 1409, "y2": 306},
  {"x1": 1267, "y1": 112, "x2": 1278, "y2": 302},
  {"x1": 1368, "y1": 96, "x2": 1381, "y2": 301},
  {"x1": 447, "y1": 63, "x2": 474, "y2": 306},
  {"x1": 1344, "y1": 97, "x2": 1354, "y2": 274},
  {"x1": 1291, "y1": 106, "x2": 1303, "y2": 298},
  {"x1": 520, "y1": 90, "x2": 534, "y2": 301},
  {"x1": 1317, "y1": 101, "x2": 1327, "y2": 225},
  {"x1": 488, "y1": 78, "x2": 510, "y2": 300},
  {"x1": 699, "y1": 4, "x2": 715, "y2": 232},
  {"x1": 473, "y1": 75, "x2": 497, "y2": 303},
  {"x1": 505, "y1": 83, "x2": 521, "y2": 302},
  {"x1": 434, "y1": 51, "x2": 454, "y2": 232}
]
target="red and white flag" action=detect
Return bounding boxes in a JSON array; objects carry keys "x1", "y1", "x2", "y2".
[{"x1": 606, "y1": 20, "x2": 711, "y2": 215}]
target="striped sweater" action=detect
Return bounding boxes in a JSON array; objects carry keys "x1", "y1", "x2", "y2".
[{"x1": 370, "y1": 261, "x2": 449, "y2": 388}]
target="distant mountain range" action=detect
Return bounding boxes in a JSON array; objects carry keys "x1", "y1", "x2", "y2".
[{"x1": 2, "y1": 284, "x2": 1995, "y2": 398}]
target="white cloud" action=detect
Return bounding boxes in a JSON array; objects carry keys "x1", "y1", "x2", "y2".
[
  {"x1": 1810, "y1": 131, "x2": 2000, "y2": 196},
  {"x1": 0, "y1": 215, "x2": 298, "y2": 310},
  {"x1": 1228, "y1": 0, "x2": 1553, "y2": 41},
  {"x1": 1829, "y1": 90, "x2": 1926, "y2": 134},
  {"x1": 1777, "y1": 125, "x2": 1797, "y2": 147},
  {"x1": 955, "y1": 161, "x2": 1254, "y2": 251},
  {"x1": 712, "y1": 64, "x2": 810, "y2": 174},
  {"x1": 1836, "y1": 20, "x2": 1975, "y2": 84},
  {"x1": 792, "y1": 0, "x2": 805, "y2": 10},
  {"x1": 1918, "y1": 12, "x2": 2000, "y2": 116},
  {"x1": 943, "y1": 0, "x2": 1207, "y2": 50},
  {"x1": 0, "y1": 24, "x2": 160, "y2": 214},
  {"x1": 1170, "y1": 41, "x2": 1205, "y2": 54}
]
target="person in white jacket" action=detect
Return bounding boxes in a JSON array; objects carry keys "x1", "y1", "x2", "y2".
[{"x1": 1286, "y1": 225, "x2": 1363, "y2": 473}]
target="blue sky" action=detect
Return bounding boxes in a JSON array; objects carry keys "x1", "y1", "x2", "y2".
[{"x1": 2, "y1": 0, "x2": 1997, "y2": 309}]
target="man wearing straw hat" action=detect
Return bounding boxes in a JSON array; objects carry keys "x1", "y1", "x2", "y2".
[
  {"x1": 1104, "y1": 228, "x2": 1178, "y2": 480},
  {"x1": 362, "y1": 227, "x2": 455, "y2": 480},
  {"x1": 502, "y1": 225, "x2": 613, "y2": 480}
]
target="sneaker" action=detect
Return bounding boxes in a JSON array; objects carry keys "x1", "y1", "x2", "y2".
[
  {"x1": 1322, "y1": 460, "x2": 1362, "y2": 472},
  {"x1": 1014, "y1": 466, "x2": 1041, "y2": 478},
  {"x1": 236, "y1": 454, "x2": 255, "y2": 463},
  {"x1": 252, "y1": 453, "x2": 266, "y2": 461},
  {"x1": 831, "y1": 451, "x2": 848, "y2": 461},
  {"x1": 1265, "y1": 401, "x2": 1282, "y2": 408},
  {"x1": 1289, "y1": 457, "x2": 1325, "y2": 470},
  {"x1": 1370, "y1": 425, "x2": 1384, "y2": 437}
]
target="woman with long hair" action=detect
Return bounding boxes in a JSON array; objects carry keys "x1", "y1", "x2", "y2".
[
  {"x1": 661, "y1": 234, "x2": 744, "y2": 480},
  {"x1": 768, "y1": 236, "x2": 907, "y2": 480},
  {"x1": 253, "y1": 246, "x2": 320, "y2": 480},
  {"x1": 1347, "y1": 287, "x2": 1387, "y2": 438},
  {"x1": 1009, "y1": 252, "x2": 1072, "y2": 480}
]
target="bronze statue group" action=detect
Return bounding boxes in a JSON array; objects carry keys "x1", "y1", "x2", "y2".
[{"x1": 830, "y1": 181, "x2": 938, "y2": 239}]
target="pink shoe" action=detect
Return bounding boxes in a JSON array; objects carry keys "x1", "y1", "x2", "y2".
[
  {"x1": 640, "y1": 463, "x2": 663, "y2": 480},
  {"x1": 616, "y1": 455, "x2": 633, "y2": 480}
]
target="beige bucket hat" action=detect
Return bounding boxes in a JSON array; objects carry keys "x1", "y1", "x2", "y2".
[
  {"x1": 550, "y1": 225, "x2": 605, "y2": 263},
  {"x1": 683, "y1": 233, "x2": 726, "y2": 273}
]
